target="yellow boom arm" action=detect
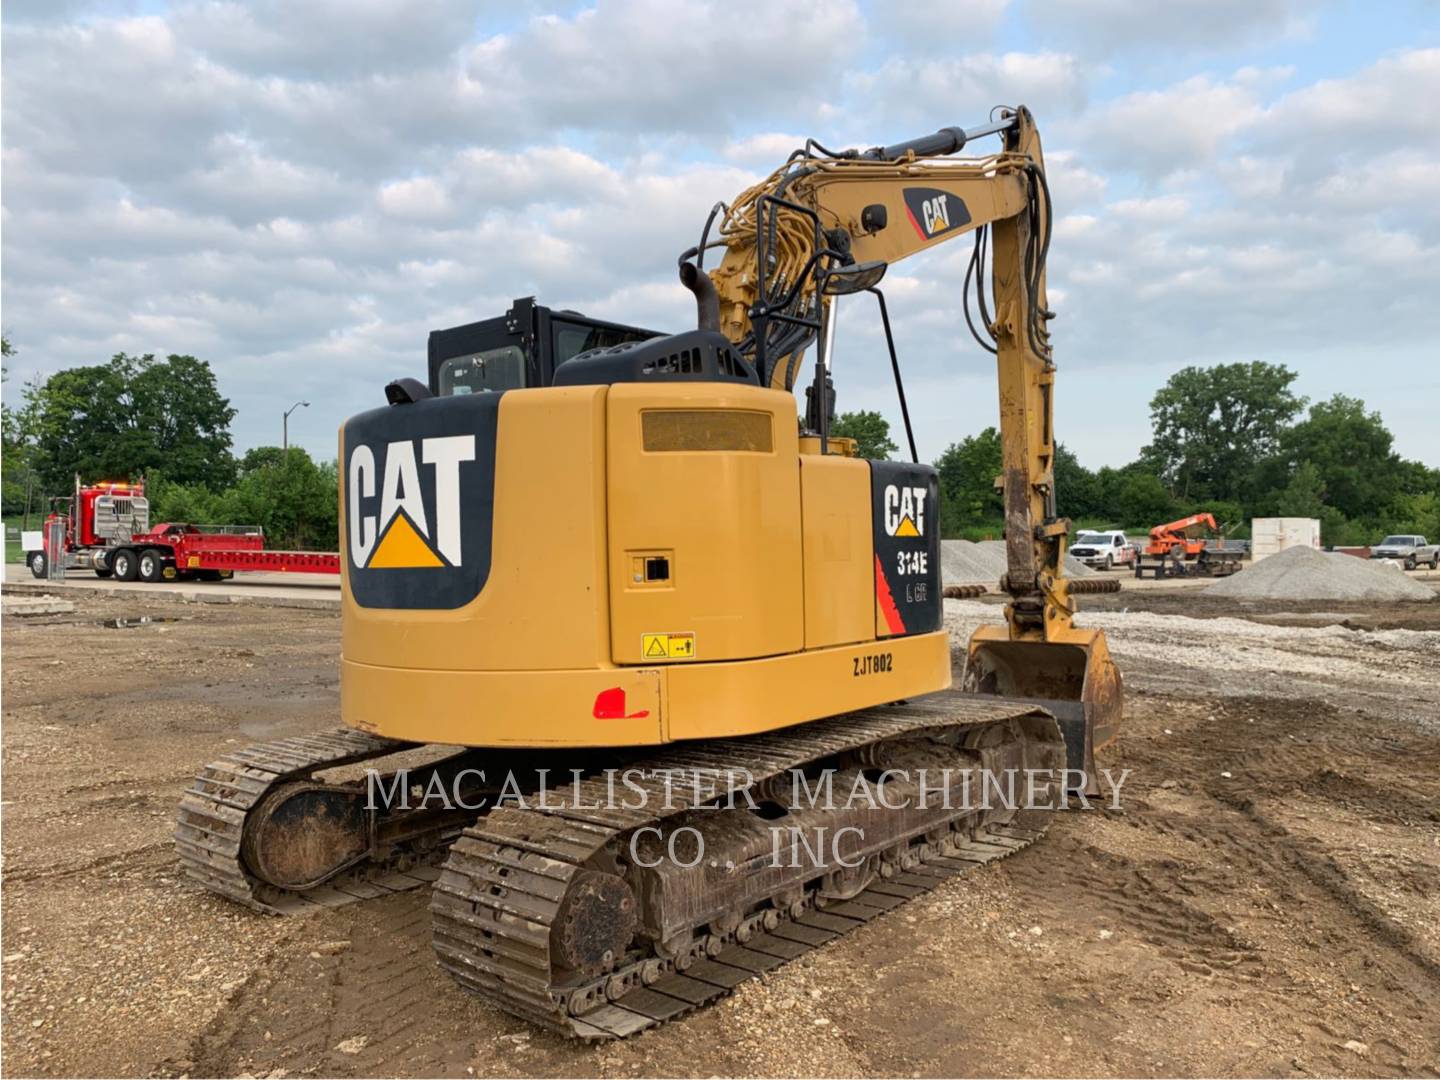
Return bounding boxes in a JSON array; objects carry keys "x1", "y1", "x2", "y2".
[{"x1": 703, "y1": 107, "x2": 1122, "y2": 777}]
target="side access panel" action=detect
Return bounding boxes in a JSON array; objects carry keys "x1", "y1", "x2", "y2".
[
  {"x1": 605, "y1": 384, "x2": 804, "y2": 666},
  {"x1": 799, "y1": 455, "x2": 875, "y2": 650}
]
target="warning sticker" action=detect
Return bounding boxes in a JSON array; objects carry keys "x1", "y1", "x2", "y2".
[{"x1": 641, "y1": 632, "x2": 696, "y2": 660}]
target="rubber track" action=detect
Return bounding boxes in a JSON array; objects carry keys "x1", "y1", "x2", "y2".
[
  {"x1": 174, "y1": 728, "x2": 443, "y2": 914},
  {"x1": 430, "y1": 692, "x2": 1056, "y2": 1040}
]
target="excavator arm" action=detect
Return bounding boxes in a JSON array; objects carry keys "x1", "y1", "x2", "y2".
[{"x1": 692, "y1": 106, "x2": 1122, "y2": 783}]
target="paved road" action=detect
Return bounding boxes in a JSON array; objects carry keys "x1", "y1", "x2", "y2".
[{"x1": 4, "y1": 563, "x2": 339, "y2": 605}]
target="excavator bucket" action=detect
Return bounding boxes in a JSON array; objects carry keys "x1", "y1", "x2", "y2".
[{"x1": 961, "y1": 625, "x2": 1122, "y2": 794}]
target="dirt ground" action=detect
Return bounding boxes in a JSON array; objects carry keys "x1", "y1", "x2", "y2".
[{"x1": 2, "y1": 584, "x2": 1439, "y2": 1079}]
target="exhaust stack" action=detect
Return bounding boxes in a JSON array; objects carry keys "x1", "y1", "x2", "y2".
[{"x1": 679, "y1": 262, "x2": 721, "y2": 333}]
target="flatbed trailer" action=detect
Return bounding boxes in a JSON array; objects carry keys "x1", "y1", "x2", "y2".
[
  {"x1": 126, "y1": 524, "x2": 340, "y2": 580},
  {"x1": 24, "y1": 478, "x2": 340, "y2": 583}
]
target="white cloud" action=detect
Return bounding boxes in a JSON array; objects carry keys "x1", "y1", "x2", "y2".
[
  {"x1": 852, "y1": 51, "x2": 1089, "y2": 132},
  {"x1": 1081, "y1": 76, "x2": 1261, "y2": 176},
  {"x1": 1021, "y1": 0, "x2": 1317, "y2": 57},
  {"x1": 1, "y1": 5, "x2": 1436, "y2": 471},
  {"x1": 377, "y1": 177, "x2": 454, "y2": 221},
  {"x1": 170, "y1": 0, "x2": 480, "y2": 79},
  {"x1": 1044, "y1": 149, "x2": 1108, "y2": 207},
  {"x1": 873, "y1": 0, "x2": 1010, "y2": 54},
  {"x1": 722, "y1": 133, "x2": 808, "y2": 166},
  {"x1": 1254, "y1": 47, "x2": 1440, "y2": 150},
  {"x1": 461, "y1": 0, "x2": 865, "y2": 138}
]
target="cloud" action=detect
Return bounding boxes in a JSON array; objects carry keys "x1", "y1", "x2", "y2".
[
  {"x1": 169, "y1": 0, "x2": 480, "y2": 79},
  {"x1": 872, "y1": 0, "x2": 1010, "y2": 55},
  {"x1": 460, "y1": 0, "x2": 865, "y2": 139},
  {"x1": 2, "y1": 5, "x2": 1436, "y2": 471},
  {"x1": 1080, "y1": 76, "x2": 1261, "y2": 177},
  {"x1": 1021, "y1": 0, "x2": 1317, "y2": 57},
  {"x1": 851, "y1": 51, "x2": 1089, "y2": 133}
]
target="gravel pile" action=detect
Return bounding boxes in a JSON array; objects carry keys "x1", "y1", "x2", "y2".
[
  {"x1": 1206, "y1": 544, "x2": 1435, "y2": 601},
  {"x1": 940, "y1": 539, "x2": 1095, "y2": 586}
]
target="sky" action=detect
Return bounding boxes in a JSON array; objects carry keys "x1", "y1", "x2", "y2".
[{"x1": 3, "y1": 0, "x2": 1438, "y2": 469}]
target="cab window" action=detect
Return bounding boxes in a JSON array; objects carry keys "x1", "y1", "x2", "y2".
[
  {"x1": 552, "y1": 318, "x2": 653, "y2": 368},
  {"x1": 438, "y1": 346, "x2": 527, "y2": 395}
]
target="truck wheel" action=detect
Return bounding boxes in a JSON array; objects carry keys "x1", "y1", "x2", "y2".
[
  {"x1": 1431, "y1": 554, "x2": 1439, "y2": 570},
  {"x1": 29, "y1": 551, "x2": 47, "y2": 579},
  {"x1": 138, "y1": 548, "x2": 167, "y2": 583},
  {"x1": 1404, "y1": 555, "x2": 1417, "y2": 571},
  {"x1": 1105, "y1": 554, "x2": 1114, "y2": 571},
  {"x1": 112, "y1": 548, "x2": 139, "y2": 582}
]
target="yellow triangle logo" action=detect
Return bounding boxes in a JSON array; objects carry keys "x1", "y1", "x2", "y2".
[
  {"x1": 367, "y1": 512, "x2": 444, "y2": 569},
  {"x1": 894, "y1": 515, "x2": 921, "y2": 537}
]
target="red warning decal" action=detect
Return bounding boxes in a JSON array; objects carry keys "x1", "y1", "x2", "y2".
[
  {"x1": 874, "y1": 555, "x2": 907, "y2": 636},
  {"x1": 592, "y1": 687, "x2": 649, "y2": 720}
]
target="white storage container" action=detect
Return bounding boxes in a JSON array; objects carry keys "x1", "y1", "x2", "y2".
[{"x1": 1251, "y1": 517, "x2": 1321, "y2": 561}]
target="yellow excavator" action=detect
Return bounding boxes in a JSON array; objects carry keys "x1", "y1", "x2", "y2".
[{"x1": 176, "y1": 105, "x2": 1122, "y2": 1039}]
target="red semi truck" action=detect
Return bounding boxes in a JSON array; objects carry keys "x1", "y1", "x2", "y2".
[{"x1": 24, "y1": 478, "x2": 339, "y2": 583}]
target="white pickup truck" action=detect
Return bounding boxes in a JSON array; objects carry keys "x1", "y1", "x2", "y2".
[
  {"x1": 1369, "y1": 534, "x2": 1440, "y2": 570},
  {"x1": 1068, "y1": 530, "x2": 1136, "y2": 570}
]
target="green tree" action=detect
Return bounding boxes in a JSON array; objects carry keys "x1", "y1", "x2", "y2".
[
  {"x1": 151, "y1": 451, "x2": 337, "y2": 550},
  {"x1": 1191, "y1": 499, "x2": 1246, "y2": 533},
  {"x1": 1053, "y1": 443, "x2": 1100, "y2": 521},
  {"x1": 1389, "y1": 492, "x2": 1440, "y2": 543},
  {"x1": 830, "y1": 410, "x2": 898, "y2": 460},
  {"x1": 1275, "y1": 461, "x2": 1326, "y2": 518},
  {"x1": 1278, "y1": 394, "x2": 1402, "y2": 522},
  {"x1": 148, "y1": 475, "x2": 223, "y2": 526},
  {"x1": 1116, "y1": 472, "x2": 1175, "y2": 526},
  {"x1": 240, "y1": 446, "x2": 290, "y2": 473},
  {"x1": 2, "y1": 339, "x2": 43, "y2": 520},
  {"x1": 213, "y1": 447, "x2": 338, "y2": 550},
  {"x1": 27, "y1": 353, "x2": 236, "y2": 491},
  {"x1": 935, "y1": 427, "x2": 1002, "y2": 535},
  {"x1": 1145, "y1": 362, "x2": 1305, "y2": 503}
]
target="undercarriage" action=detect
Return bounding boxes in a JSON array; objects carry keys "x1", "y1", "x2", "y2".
[{"x1": 175, "y1": 692, "x2": 1063, "y2": 1038}]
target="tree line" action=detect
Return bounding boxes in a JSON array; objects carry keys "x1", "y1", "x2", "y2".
[
  {"x1": 5, "y1": 348, "x2": 1435, "y2": 551},
  {"x1": 834, "y1": 361, "x2": 1438, "y2": 545}
]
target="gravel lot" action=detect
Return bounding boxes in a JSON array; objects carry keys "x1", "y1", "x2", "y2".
[{"x1": 3, "y1": 585, "x2": 1438, "y2": 1078}]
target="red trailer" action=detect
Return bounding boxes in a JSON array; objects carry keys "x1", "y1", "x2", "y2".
[{"x1": 24, "y1": 477, "x2": 339, "y2": 583}]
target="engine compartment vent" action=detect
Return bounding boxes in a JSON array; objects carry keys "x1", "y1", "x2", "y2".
[{"x1": 553, "y1": 330, "x2": 758, "y2": 388}]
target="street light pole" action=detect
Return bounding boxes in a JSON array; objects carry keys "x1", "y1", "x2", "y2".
[{"x1": 283, "y1": 400, "x2": 310, "y2": 453}]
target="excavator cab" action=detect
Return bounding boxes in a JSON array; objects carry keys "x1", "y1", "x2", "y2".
[{"x1": 427, "y1": 297, "x2": 659, "y2": 396}]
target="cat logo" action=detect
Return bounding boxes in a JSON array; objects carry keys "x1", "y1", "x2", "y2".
[
  {"x1": 883, "y1": 484, "x2": 927, "y2": 537},
  {"x1": 347, "y1": 435, "x2": 475, "y2": 569},
  {"x1": 902, "y1": 186, "x2": 972, "y2": 241}
]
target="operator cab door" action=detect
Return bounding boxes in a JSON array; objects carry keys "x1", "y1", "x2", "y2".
[{"x1": 429, "y1": 298, "x2": 541, "y2": 396}]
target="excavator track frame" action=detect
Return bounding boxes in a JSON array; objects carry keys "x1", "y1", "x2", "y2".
[
  {"x1": 430, "y1": 692, "x2": 1062, "y2": 1039},
  {"x1": 175, "y1": 729, "x2": 468, "y2": 913}
]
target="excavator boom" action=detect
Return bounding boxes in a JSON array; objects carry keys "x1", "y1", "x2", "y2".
[{"x1": 693, "y1": 106, "x2": 1122, "y2": 781}]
